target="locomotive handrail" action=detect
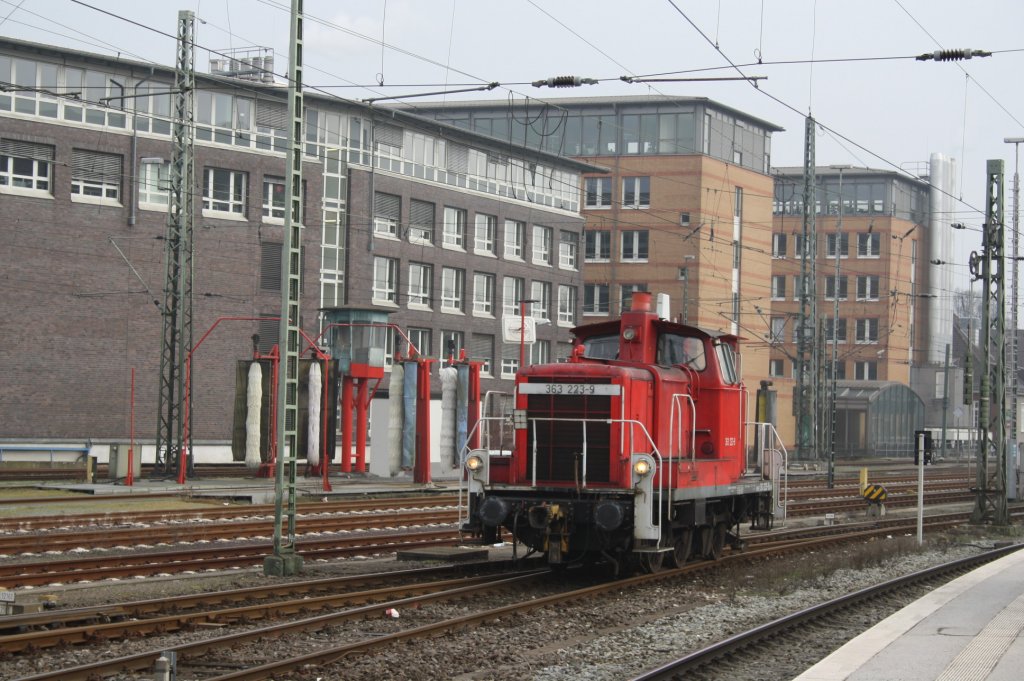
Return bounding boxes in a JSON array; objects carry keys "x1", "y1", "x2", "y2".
[
  {"x1": 745, "y1": 421, "x2": 788, "y2": 526},
  {"x1": 669, "y1": 393, "x2": 697, "y2": 475}
]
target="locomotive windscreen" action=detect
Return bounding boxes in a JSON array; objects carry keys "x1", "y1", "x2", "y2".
[{"x1": 525, "y1": 386, "x2": 612, "y2": 484}]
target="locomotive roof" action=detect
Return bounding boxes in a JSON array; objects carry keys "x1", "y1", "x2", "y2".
[{"x1": 570, "y1": 317, "x2": 740, "y2": 343}]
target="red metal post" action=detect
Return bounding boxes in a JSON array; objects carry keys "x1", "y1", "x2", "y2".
[
  {"x1": 341, "y1": 376, "x2": 354, "y2": 473},
  {"x1": 468, "y1": 361, "x2": 482, "y2": 449},
  {"x1": 127, "y1": 367, "x2": 135, "y2": 486},
  {"x1": 355, "y1": 378, "x2": 368, "y2": 473},
  {"x1": 321, "y1": 358, "x2": 332, "y2": 492},
  {"x1": 414, "y1": 357, "x2": 435, "y2": 484}
]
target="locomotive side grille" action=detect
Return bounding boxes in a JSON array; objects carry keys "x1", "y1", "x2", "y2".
[{"x1": 526, "y1": 392, "x2": 612, "y2": 483}]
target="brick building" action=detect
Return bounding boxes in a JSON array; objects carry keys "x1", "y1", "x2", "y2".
[{"x1": 0, "y1": 37, "x2": 595, "y2": 459}]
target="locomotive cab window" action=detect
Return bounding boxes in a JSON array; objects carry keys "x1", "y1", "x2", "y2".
[
  {"x1": 582, "y1": 334, "x2": 619, "y2": 360},
  {"x1": 715, "y1": 341, "x2": 739, "y2": 384},
  {"x1": 657, "y1": 333, "x2": 706, "y2": 370}
]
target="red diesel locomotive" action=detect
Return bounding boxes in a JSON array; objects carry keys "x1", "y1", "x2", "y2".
[{"x1": 461, "y1": 292, "x2": 778, "y2": 572}]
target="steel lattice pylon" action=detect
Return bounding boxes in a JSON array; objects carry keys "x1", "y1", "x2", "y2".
[
  {"x1": 795, "y1": 116, "x2": 818, "y2": 461},
  {"x1": 155, "y1": 10, "x2": 196, "y2": 479},
  {"x1": 970, "y1": 159, "x2": 1008, "y2": 524}
]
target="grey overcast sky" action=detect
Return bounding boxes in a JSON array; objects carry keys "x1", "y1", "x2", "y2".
[{"x1": 4, "y1": 1, "x2": 1023, "y2": 236}]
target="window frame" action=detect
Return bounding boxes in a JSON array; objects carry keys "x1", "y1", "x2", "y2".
[
  {"x1": 474, "y1": 213, "x2": 497, "y2": 255},
  {"x1": 441, "y1": 267, "x2": 466, "y2": 313},
  {"x1": 372, "y1": 256, "x2": 399, "y2": 305},
  {"x1": 473, "y1": 272, "x2": 495, "y2": 317},
  {"x1": 622, "y1": 176, "x2": 651, "y2": 209},
  {"x1": 504, "y1": 219, "x2": 525, "y2": 260},
  {"x1": 583, "y1": 283, "x2": 610, "y2": 315},
  {"x1": 202, "y1": 167, "x2": 247, "y2": 217},
  {"x1": 557, "y1": 285, "x2": 576, "y2": 326},
  {"x1": 621, "y1": 230, "x2": 649, "y2": 262},
  {"x1": 532, "y1": 224, "x2": 553, "y2": 265},
  {"x1": 407, "y1": 262, "x2": 433, "y2": 309},
  {"x1": 585, "y1": 230, "x2": 611, "y2": 262},
  {"x1": 585, "y1": 176, "x2": 613, "y2": 208},
  {"x1": 442, "y1": 205, "x2": 467, "y2": 250}
]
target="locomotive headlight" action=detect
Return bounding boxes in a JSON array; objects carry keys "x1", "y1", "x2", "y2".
[
  {"x1": 466, "y1": 454, "x2": 484, "y2": 472},
  {"x1": 633, "y1": 458, "x2": 652, "y2": 476}
]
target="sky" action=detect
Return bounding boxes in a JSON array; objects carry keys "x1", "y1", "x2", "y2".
[{"x1": 3, "y1": 0, "x2": 1024, "y2": 263}]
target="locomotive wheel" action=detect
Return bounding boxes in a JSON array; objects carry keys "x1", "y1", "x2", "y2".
[
  {"x1": 666, "y1": 527, "x2": 692, "y2": 568},
  {"x1": 708, "y1": 522, "x2": 727, "y2": 560}
]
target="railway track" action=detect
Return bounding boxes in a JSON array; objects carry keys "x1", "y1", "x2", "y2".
[
  {"x1": 5, "y1": 513, "x2": 998, "y2": 681},
  {"x1": 629, "y1": 544, "x2": 1024, "y2": 681}
]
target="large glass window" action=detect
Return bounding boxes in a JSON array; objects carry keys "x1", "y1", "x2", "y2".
[
  {"x1": 262, "y1": 176, "x2": 285, "y2": 220},
  {"x1": 559, "y1": 231, "x2": 578, "y2": 270},
  {"x1": 858, "y1": 232, "x2": 881, "y2": 257},
  {"x1": 196, "y1": 91, "x2": 253, "y2": 146},
  {"x1": 374, "y1": 191, "x2": 401, "y2": 238},
  {"x1": 856, "y1": 318, "x2": 879, "y2": 344},
  {"x1": 826, "y1": 233, "x2": 850, "y2": 258},
  {"x1": 442, "y1": 206, "x2": 467, "y2": 249},
  {"x1": 532, "y1": 225, "x2": 553, "y2": 265},
  {"x1": 584, "y1": 284, "x2": 610, "y2": 315},
  {"x1": 531, "y1": 281, "x2": 551, "y2": 321},
  {"x1": 503, "y1": 276, "x2": 524, "y2": 317},
  {"x1": 0, "y1": 139, "x2": 54, "y2": 193},
  {"x1": 473, "y1": 272, "x2": 495, "y2": 316},
  {"x1": 825, "y1": 276, "x2": 848, "y2": 301},
  {"x1": 857, "y1": 275, "x2": 880, "y2": 301},
  {"x1": 70, "y1": 149, "x2": 122, "y2": 201},
  {"x1": 409, "y1": 199, "x2": 435, "y2": 245},
  {"x1": 504, "y1": 219, "x2": 525, "y2": 259},
  {"x1": 854, "y1": 360, "x2": 878, "y2": 380},
  {"x1": 585, "y1": 230, "x2": 611, "y2": 261},
  {"x1": 474, "y1": 213, "x2": 496, "y2": 255},
  {"x1": 621, "y1": 230, "x2": 649, "y2": 261},
  {"x1": 203, "y1": 168, "x2": 247, "y2": 215},
  {"x1": 408, "y1": 262, "x2": 433, "y2": 308},
  {"x1": 441, "y1": 267, "x2": 465, "y2": 312},
  {"x1": 138, "y1": 161, "x2": 169, "y2": 207},
  {"x1": 585, "y1": 176, "x2": 612, "y2": 208},
  {"x1": 372, "y1": 256, "x2": 398, "y2": 304},
  {"x1": 558, "y1": 285, "x2": 576, "y2": 325},
  {"x1": 623, "y1": 176, "x2": 650, "y2": 208}
]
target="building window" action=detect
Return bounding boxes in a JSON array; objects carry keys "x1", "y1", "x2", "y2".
[
  {"x1": 858, "y1": 232, "x2": 881, "y2": 257},
  {"x1": 374, "y1": 191, "x2": 401, "y2": 238},
  {"x1": 623, "y1": 176, "x2": 650, "y2": 209},
  {"x1": 503, "y1": 276, "x2": 525, "y2": 317},
  {"x1": 769, "y1": 359, "x2": 785, "y2": 377},
  {"x1": 792, "y1": 275, "x2": 803, "y2": 301},
  {"x1": 772, "y1": 233, "x2": 787, "y2": 258},
  {"x1": 409, "y1": 199, "x2": 435, "y2": 245},
  {"x1": 442, "y1": 206, "x2": 467, "y2": 249},
  {"x1": 771, "y1": 275, "x2": 786, "y2": 301},
  {"x1": 770, "y1": 317, "x2": 786, "y2": 342},
  {"x1": 138, "y1": 161, "x2": 169, "y2": 207},
  {"x1": 408, "y1": 327, "x2": 432, "y2": 358},
  {"x1": 585, "y1": 176, "x2": 612, "y2": 208},
  {"x1": 557, "y1": 285, "x2": 576, "y2": 325},
  {"x1": 559, "y1": 231, "x2": 578, "y2": 270},
  {"x1": 828, "y1": 360, "x2": 847, "y2": 380},
  {"x1": 825, "y1": 276, "x2": 848, "y2": 301},
  {"x1": 825, "y1": 232, "x2": 850, "y2": 258},
  {"x1": 474, "y1": 213, "x2": 496, "y2": 255},
  {"x1": 441, "y1": 267, "x2": 465, "y2": 313},
  {"x1": 620, "y1": 283, "x2": 647, "y2": 312},
  {"x1": 471, "y1": 332, "x2": 494, "y2": 376},
  {"x1": 585, "y1": 230, "x2": 611, "y2": 262},
  {"x1": 532, "y1": 224, "x2": 553, "y2": 265},
  {"x1": 408, "y1": 262, "x2": 433, "y2": 308},
  {"x1": 501, "y1": 344, "x2": 520, "y2": 378},
  {"x1": 534, "y1": 340, "x2": 551, "y2": 365},
  {"x1": 825, "y1": 318, "x2": 847, "y2": 343},
  {"x1": 857, "y1": 275, "x2": 880, "y2": 301},
  {"x1": 473, "y1": 272, "x2": 495, "y2": 316},
  {"x1": 0, "y1": 139, "x2": 54, "y2": 193},
  {"x1": 262, "y1": 176, "x2": 285, "y2": 220},
  {"x1": 440, "y1": 330, "x2": 465, "y2": 361},
  {"x1": 196, "y1": 90, "x2": 252, "y2": 146},
  {"x1": 583, "y1": 284, "x2": 610, "y2": 315},
  {"x1": 854, "y1": 360, "x2": 878, "y2": 380},
  {"x1": 856, "y1": 318, "x2": 879, "y2": 344},
  {"x1": 70, "y1": 149, "x2": 122, "y2": 202},
  {"x1": 203, "y1": 167, "x2": 246, "y2": 215},
  {"x1": 372, "y1": 256, "x2": 398, "y2": 304},
  {"x1": 531, "y1": 281, "x2": 551, "y2": 320},
  {"x1": 504, "y1": 219, "x2": 525, "y2": 259},
  {"x1": 621, "y1": 230, "x2": 649, "y2": 261}
]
